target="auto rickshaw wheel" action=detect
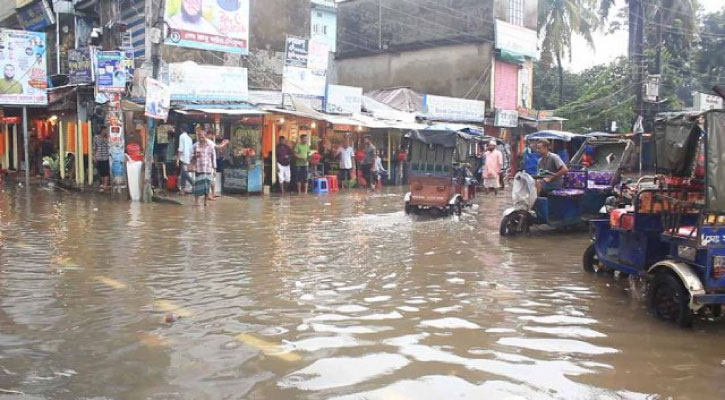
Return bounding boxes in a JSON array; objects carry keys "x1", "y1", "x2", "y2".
[
  {"x1": 451, "y1": 199, "x2": 463, "y2": 217},
  {"x1": 500, "y1": 211, "x2": 530, "y2": 237},
  {"x1": 647, "y1": 271, "x2": 694, "y2": 328},
  {"x1": 404, "y1": 203, "x2": 418, "y2": 215},
  {"x1": 582, "y1": 243, "x2": 599, "y2": 273}
]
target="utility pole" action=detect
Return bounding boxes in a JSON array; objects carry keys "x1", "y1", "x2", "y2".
[
  {"x1": 629, "y1": 0, "x2": 645, "y2": 123},
  {"x1": 378, "y1": 0, "x2": 382, "y2": 49},
  {"x1": 141, "y1": 0, "x2": 165, "y2": 203}
]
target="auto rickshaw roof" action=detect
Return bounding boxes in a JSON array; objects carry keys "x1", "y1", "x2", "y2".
[
  {"x1": 525, "y1": 130, "x2": 585, "y2": 142},
  {"x1": 406, "y1": 129, "x2": 473, "y2": 148}
]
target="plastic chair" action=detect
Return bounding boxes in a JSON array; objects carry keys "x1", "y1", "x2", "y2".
[
  {"x1": 313, "y1": 177, "x2": 329, "y2": 194},
  {"x1": 326, "y1": 175, "x2": 339, "y2": 192}
]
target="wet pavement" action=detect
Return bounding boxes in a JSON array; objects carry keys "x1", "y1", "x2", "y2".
[{"x1": 1, "y1": 185, "x2": 724, "y2": 400}]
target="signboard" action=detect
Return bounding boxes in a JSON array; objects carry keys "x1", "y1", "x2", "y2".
[
  {"x1": 145, "y1": 77, "x2": 171, "y2": 120},
  {"x1": 325, "y1": 84, "x2": 362, "y2": 114},
  {"x1": 0, "y1": 29, "x2": 48, "y2": 106},
  {"x1": 169, "y1": 62, "x2": 248, "y2": 101},
  {"x1": 3, "y1": 117, "x2": 20, "y2": 124},
  {"x1": 16, "y1": 0, "x2": 54, "y2": 32},
  {"x1": 494, "y1": 109, "x2": 519, "y2": 127},
  {"x1": 95, "y1": 51, "x2": 126, "y2": 93},
  {"x1": 423, "y1": 94, "x2": 485, "y2": 122},
  {"x1": 164, "y1": 0, "x2": 250, "y2": 54},
  {"x1": 282, "y1": 66, "x2": 326, "y2": 97},
  {"x1": 693, "y1": 92, "x2": 723, "y2": 111},
  {"x1": 285, "y1": 36, "x2": 309, "y2": 67},
  {"x1": 495, "y1": 19, "x2": 540, "y2": 60},
  {"x1": 122, "y1": 48, "x2": 135, "y2": 81},
  {"x1": 307, "y1": 38, "x2": 330, "y2": 70},
  {"x1": 68, "y1": 48, "x2": 93, "y2": 85}
]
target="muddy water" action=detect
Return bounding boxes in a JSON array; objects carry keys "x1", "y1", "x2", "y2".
[{"x1": 1, "y1": 186, "x2": 724, "y2": 400}]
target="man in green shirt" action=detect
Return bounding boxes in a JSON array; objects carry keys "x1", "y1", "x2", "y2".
[
  {"x1": 294, "y1": 134, "x2": 311, "y2": 194},
  {"x1": 0, "y1": 65, "x2": 23, "y2": 95}
]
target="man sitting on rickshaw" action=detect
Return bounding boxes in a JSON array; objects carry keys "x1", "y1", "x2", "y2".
[{"x1": 535, "y1": 139, "x2": 569, "y2": 194}]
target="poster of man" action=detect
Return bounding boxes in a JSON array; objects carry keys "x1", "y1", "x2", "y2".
[
  {"x1": 164, "y1": 0, "x2": 250, "y2": 54},
  {"x1": 0, "y1": 29, "x2": 48, "y2": 106}
]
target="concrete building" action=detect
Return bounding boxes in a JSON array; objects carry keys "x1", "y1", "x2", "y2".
[{"x1": 335, "y1": 0, "x2": 539, "y2": 116}]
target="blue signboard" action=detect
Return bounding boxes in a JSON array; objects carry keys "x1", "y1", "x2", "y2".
[
  {"x1": 95, "y1": 51, "x2": 126, "y2": 93},
  {"x1": 16, "y1": 0, "x2": 54, "y2": 32}
]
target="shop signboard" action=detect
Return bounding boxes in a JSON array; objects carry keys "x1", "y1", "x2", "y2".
[
  {"x1": 495, "y1": 19, "x2": 540, "y2": 61},
  {"x1": 423, "y1": 94, "x2": 485, "y2": 122},
  {"x1": 494, "y1": 109, "x2": 519, "y2": 127},
  {"x1": 169, "y1": 62, "x2": 248, "y2": 101},
  {"x1": 0, "y1": 29, "x2": 48, "y2": 106},
  {"x1": 307, "y1": 38, "x2": 330, "y2": 70},
  {"x1": 282, "y1": 66, "x2": 326, "y2": 98},
  {"x1": 68, "y1": 48, "x2": 93, "y2": 85},
  {"x1": 95, "y1": 51, "x2": 126, "y2": 93},
  {"x1": 325, "y1": 84, "x2": 362, "y2": 114},
  {"x1": 694, "y1": 92, "x2": 723, "y2": 111},
  {"x1": 285, "y1": 36, "x2": 308, "y2": 68},
  {"x1": 145, "y1": 77, "x2": 171, "y2": 120},
  {"x1": 164, "y1": 0, "x2": 250, "y2": 54},
  {"x1": 16, "y1": 0, "x2": 55, "y2": 32}
]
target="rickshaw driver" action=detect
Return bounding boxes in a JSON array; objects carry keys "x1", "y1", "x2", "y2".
[{"x1": 535, "y1": 139, "x2": 569, "y2": 194}]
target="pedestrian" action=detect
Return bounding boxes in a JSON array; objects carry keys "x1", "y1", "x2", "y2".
[
  {"x1": 191, "y1": 129, "x2": 215, "y2": 206},
  {"x1": 362, "y1": 136, "x2": 376, "y2": 189},
  {"x1": 93, "y1": 127, "x2": 111, "y2": 190},
  {"x1": 336, "y1": 139, "x2": 354, "y2": 188},
  {"x1": 176, "y1": 127, "x2": 194, "y2": 194},
  {"x1": 276, "y1": 136, "x2": 293, "y2": 194},
  {"x1": 483, "y1": 140, "x2": 503, "y2": 195},
  {"x1": 294, "y1": 134, "x2": 311, "y2": 194},
  {"x1": 372, "y1": 150, "x2": 387, "y2": 190},
  {"x1": 204, "y1": 128, "x2": 228, "y2": 200}
]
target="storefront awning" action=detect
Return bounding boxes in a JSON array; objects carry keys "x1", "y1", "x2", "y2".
[{"x1": 175, "y1": 108, "x2": 268, "y2": 115}]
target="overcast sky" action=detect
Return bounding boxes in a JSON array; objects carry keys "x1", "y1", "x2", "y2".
[{"x1": 566, "y1": 0, "x2": 724, "y2": 72}]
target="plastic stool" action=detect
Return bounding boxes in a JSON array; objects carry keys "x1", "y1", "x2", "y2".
[
  {"x1": 313, "y1": 177, "x2": 329, "y2": 194},
  {"x1": 326, "y1": 175, "x2": 339, "y2": 192}
]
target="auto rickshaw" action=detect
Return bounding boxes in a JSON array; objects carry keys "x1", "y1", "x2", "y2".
[
  {"x1": 585, "y1": 108, "x2": 725, "y2": 327},
  {"x1": 404, "y1": 129, "x2": 477, "y2": 216}
]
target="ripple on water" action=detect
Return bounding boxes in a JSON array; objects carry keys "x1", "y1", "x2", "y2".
[
  {"x1": 419, "y1": 318, "x2": 482, "y2": 330},
  {"x1": 497, "y1": 337, "x2": 619, "y2": 355}
]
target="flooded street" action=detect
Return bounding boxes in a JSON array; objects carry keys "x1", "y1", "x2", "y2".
[{"x1": 1, "y1": 186, "x2": 724, "y2": 400}]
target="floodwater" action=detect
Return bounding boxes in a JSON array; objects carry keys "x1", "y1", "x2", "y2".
[{"x1": 1, "y1": 185, "x2": 724, "y2": 400}]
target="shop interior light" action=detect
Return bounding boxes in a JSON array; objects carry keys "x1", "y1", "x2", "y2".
[
  {"x1": 48, "y1": 115, "x2": 58, "y2": 123},
  {"x1": 279, "y1": 118, "x2": 285, "y2": 124},
  {"x1": 311, "y1": 122, "x2": 317, "y2": 128},
  {"x1": 357, "y1": 126, "x2": 362, "y2": 131}
]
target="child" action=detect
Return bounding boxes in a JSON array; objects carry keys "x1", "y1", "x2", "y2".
[{"x1": 372, "y1": 151, "x2": 387, "y2": 190}]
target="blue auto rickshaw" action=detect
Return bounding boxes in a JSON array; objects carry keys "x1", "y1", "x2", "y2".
[{"x1": 585, "y1": 109, "x2": 725, "y2": 327}]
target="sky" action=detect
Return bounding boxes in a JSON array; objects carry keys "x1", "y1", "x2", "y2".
[{"x1": 566, "y1": 0, "x2": 724, "y2": 72}]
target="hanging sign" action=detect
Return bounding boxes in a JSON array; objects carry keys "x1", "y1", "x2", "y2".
[
  {"x1": 145, "y1": 77, "x2": 171, "y2": 120},
  {"x1": 95, "y1": 51, "x2": 126, "y2": 93}
]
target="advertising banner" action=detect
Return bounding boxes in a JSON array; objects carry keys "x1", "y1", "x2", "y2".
[
  {"x1": 95, "y1": 51, "x2": 126, "y2": 93},
  {"x1": 0, "y1": 29, "x2": 48, "y2": 106},
  {"x1": 282, "y1": 66, "x2": 326, "y2": 98},
  {"x1": 494, "y1": 109, "x2": 519, "y2": 127},
  {"x1": 164, "y1": 0, "x2": 250, "y2": 54},
  {"x1": 325, "y1": 84, "x2": 362, "y2": 114},
  {"x1": 285, "y1": 36, "x2": 308, "y2": 68},
  {"x1": 307, "y1": 38, "x2": 330, "y2": 71},
  {"x1": 169, "y1": 62, "x2": 248, "y2": 101},
  {"x1": 423, "y1": 94, "x2": 485, "y2": 122},
  {"x1": 16, "y1": 0, "x2": 55, "y2": 32},
  {"x1": 122, "y1": 48, "x2": 135, "y2": 81},
  {"x1": 68, "y1": 48, "x2": 93, "y2": 85},
  {"x1": 145, "y1": 77, "x2": 171, "y2": 120}
]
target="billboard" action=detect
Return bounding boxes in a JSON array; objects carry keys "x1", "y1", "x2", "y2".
[
  {"x1": 145, "y1": 77, "x2": 171, "y2": 120},
  {"x1": 68, "y1": 48, "x2": 93, "y2": 85},
  {"x1": 95, "y1": 51, "x2": 126, "y2": 93},
  {"x1": 0, "y1": 29, "x2": 48, "y2": 106},
  {"x1": 423, "y1": 94, "x2": 485, "y2": 122},
  {"x1": 164, "y1": 0, "x2": 250, "y2": 54},
  {"x1": 325, "y1": 84, "x2": 362, "y2": 114},
  {"x1": 16, "y1": 0, "x2": 55, "y2": 32},
  {"x1": 282, "y1": 66, "x2": 326, "y2": 98},
  {"x1": 495, "y1": 20, "x2": 540, "y2": 60},
  {"x1": 284, "y1": 36, "x2": 308, "y2": 68},
  {"x1": 169, "y1": 62, "x2": 248, "y2": 101}
]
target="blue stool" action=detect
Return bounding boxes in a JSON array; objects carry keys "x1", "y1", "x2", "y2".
[{"x1": 312, "y1": 177, "x2": 329, "y2": 194}]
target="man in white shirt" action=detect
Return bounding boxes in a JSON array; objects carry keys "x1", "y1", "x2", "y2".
[
  {"x1": 336, "y1": 139, "x2": 355, "y2": 188},
  {"x1": 176, "y1": 128, "x2": 193, "y2": 194}
]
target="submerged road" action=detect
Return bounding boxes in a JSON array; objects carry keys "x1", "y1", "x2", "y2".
[{"x1": 1, "y1": 186, "x2": 724, "y2": 399}]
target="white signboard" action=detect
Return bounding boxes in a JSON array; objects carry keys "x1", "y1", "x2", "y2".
[
  {"x1": 325, "y1": 84, "x2": 362, "y2": 114},
  {"x1": 494, "y1": 109, "x2": 519, "y2": 127},
  {"x1": 495, "y1": 20, "x2": 540, "y2": 60},
  {"x1": 169, "y1": 62, "x2": 248, "y2": 101},
  {"x1": 693, "y1": 92, "x2": 723, "y2": 111},
  {"x1": 145, "y1": 77, "x2": 170, "y2": 120},
  {"x1": 423, "y1": 94, "x2": 485, "y2": 122},
  {"x1": 308, "y1": 38, "x2": 330, "y2": 71},
  {"x1": 282, "y1": 66, "x2": 326, "y2": 97},
  {"x1": 0, "y1": 29, "x2": 48, "y2": 106}
]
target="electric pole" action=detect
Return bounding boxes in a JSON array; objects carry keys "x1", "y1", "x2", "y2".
[
  {"x1": 629, "y1": 0, "x2": 645, "y2": 123},
  {"x1": 142, "y1": 0, "x2": 165, "y2": 203}
]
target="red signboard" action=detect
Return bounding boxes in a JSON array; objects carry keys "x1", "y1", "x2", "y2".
[{"x1": 2, "y1": 117, "x2": 20, "y2": 124}]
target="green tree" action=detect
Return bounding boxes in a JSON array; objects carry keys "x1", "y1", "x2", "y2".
[
  {"x1": 694, "y1": 10, "x2": 725, "y2": 92},
  {"x1": 538, "y1": 0, "x2": 600, "y2": 106}
]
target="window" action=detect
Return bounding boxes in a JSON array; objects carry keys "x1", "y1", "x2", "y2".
[
  {"x1": 509, "y1": 0, "x2": 524, "y2": 26},
  {"x1": 313, "y1": 24, "x2": 328, "y2": 36}
]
